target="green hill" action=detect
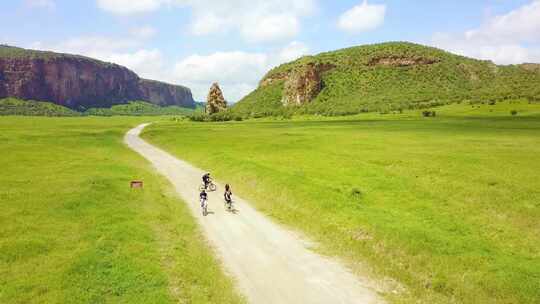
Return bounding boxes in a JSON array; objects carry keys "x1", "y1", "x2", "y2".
[
  {"x1": 232, "y1": 42, "x2": 540, "y2": 117},
  {"x1": 0, "y1": 98, "x2": 198, "y2": 116},
  {"x1": 84, "y1": 101, "x2": 198, "y2": 116},
  {"x1": 0, "y1": 98, "x2": 80, "y2": 116}
]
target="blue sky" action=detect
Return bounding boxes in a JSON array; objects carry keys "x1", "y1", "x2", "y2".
[{"x1": 1, "y1": 0, "x2": 539, "y2": 101}]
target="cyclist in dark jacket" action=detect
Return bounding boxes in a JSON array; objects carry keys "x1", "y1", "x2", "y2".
[
  {"x1": 202, "y1": 173, "x2": 211, "y2": 189},
  {"x1": 224, "y1": 184, "x2": 232, "y2": 209},
  {"x1": 200, "y1": 189, "x2": 208, "y2": 207}
]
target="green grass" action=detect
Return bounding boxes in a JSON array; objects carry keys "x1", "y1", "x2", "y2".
[
  {"x1": 0, "y1": 98, "x2": 80, "y2": 116},
  {"x1": 143, "y1": 101, "x2": 540, "y2": 304},
  {"x1": 0, "y1": 117, "x2": 244, "y2": 304},
  {"x1": 0, "y1": 99, "x2": 197, "y2": 117},
  {"x1": 233, "y1": 42, "x2": 540, "y2": 117},
  {"x1": 84, "y1": 101, "x2": 198, "y2": 116}
]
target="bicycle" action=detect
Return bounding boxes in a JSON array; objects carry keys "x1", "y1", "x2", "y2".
[
  {"x1": 199, "y1": 179, "x2": 217, "y2": 192},
  {"x1": 224, "y1": 198, "x2": 233, "y2": 212}
]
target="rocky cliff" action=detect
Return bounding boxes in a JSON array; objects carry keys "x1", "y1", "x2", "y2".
[
  {"x1": 206, "y1": 83, "x2": 227, "y2": 114},
  {"x1": 0, "y1": 45, "x2": 194, "y2": 109},
  {"x1": 262, "y1": 63, "x2": 335, "y2": 106},
  {"x1": 138, "y1": 79, "x2": 193, "y2": 107}
]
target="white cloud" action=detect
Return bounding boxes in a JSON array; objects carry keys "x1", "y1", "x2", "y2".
[
  {"x1": 24, "y1": 0, "x2": 56, "y2": 9},
  {"x1": 432, "y1": 1, "x2": 540, "y2": 64},
  {"x1": 338, "y1": 0, "x2": 386, "y2": 33},
  {"x1": 464, "y1": 1, "x2": 540, "y2": 44},
  {"x1": 190, "y1": 11, "x2": 228, "y2": 35},
  {"x1": 172, "y1": 51, "x2": 269, "y2": 102},
  {"x1": 278, "y1": 41, "x2": 310, "y2": 62},
  {"x1": 171, "y1": 42, "x2": 311, "y2": 102},
  {"x1": 96, "y1": 0, "x2": 168, "y2": 15},
  {"x1": 433, "y1": 33, "x2": 540, "y2": 65},
  {"x1": 174, "y1": 52, "x2": 269, "y2": 84},
  {"x1": 97, "y1": 0, "x2": 317, "y2": 43},
  {"x1": 130, "y1": 26, "x2": 157, "y2": 39},
  {"x1": 30, "y1": 36, "x2": 166, "y2": 81},
  {"x1": 32, "y1": 36, "x2": 138, "y2": 55},
  {"x1": 240, "y1": 14, "x2": 300, "y2": 42},
  {"x1": 105, "y1": 49, "x2": 165, "y2": 80},
  {"x1": 188, "y1": 0, "x2": 316, "y2": 42}
]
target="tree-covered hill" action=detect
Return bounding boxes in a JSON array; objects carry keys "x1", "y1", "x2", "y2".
[{"x1": 232, "y1": 42, "x2": 540, "y2": 117}]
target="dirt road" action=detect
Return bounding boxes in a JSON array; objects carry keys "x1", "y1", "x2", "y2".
[{"x1": 125, "y1": 123, "x2": 384, "y2": 304}]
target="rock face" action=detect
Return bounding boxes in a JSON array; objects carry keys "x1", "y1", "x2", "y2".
[
  {"x1": 0, "y1": 45, "x2": 194, "y2": 109},
  {"x1": 281, "y1": 63, "x2": 335, "y2": 106},
  {"x1": 259, "y1": 63, "x2": 335, "y2": 107},
  {"x1": 206, "y1": 83, "x2": 227, "y2": 114},
  {"x1": 138, "y1": 79, "x2": 193, "y2": 107},
  {"x1": 520, "y1": 63, "x2": 540, "y2": 73},
  {"x1": 259, "y1": 56, "x2": 438, "y2": 107}
]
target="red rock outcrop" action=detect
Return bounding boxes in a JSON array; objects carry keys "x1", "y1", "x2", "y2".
[
  {"x1": 0, "y1": 45, "x2": 194, "y2": 109},
  {"x1": 280, "y1": 63, "x2": 335, "y2": 106},
  {"x1": 138, "y1": 79, "x2": 193, "y2": 107},
  {"x1": 206, "y1": 83, "x2": 227, "y2": 114},
  {"x1": 520, "y1": 63, "x2": 540, "y2": 73}
]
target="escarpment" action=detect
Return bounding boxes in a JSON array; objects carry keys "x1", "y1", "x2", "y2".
[{"x1": 0, "y1": 45, "x2": 194, "y2": 109}]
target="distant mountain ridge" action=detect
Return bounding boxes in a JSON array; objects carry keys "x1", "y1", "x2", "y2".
[
  {"x1": 232, "y1": 42, "x2": 540, "y2": 117},
  {"x1": 0, "y1": 45, "x2": 194, "y2": 109}
]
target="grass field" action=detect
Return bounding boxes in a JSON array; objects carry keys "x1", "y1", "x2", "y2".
[
  {"x1": 143, "y1": 101, "x2": 540, "y2": 304},
  {"x1": 0, "y1": 117, "x2": 244, "y2": 304}
]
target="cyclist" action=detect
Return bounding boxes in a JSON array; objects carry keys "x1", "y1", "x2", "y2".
[
  {"x1": 200, "y1": 189, "x2": 208, "y2": 208},
  {"x1": 202, "y1": 173, "x2": 211, "y2": 190},
  {"x1": 224, "y1": 184, "x2": 232, "y2": 209}
]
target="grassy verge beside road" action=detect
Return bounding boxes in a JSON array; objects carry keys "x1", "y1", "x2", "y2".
[
  {"x1": 0, "y1": 117, "x2": 243, "y2": 304},
  {"x1": 143, "y1": 102, "x2": 540, "y2": 304}
]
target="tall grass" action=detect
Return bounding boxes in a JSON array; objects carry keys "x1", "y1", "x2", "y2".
[
  {"x1": 143, "y1": 102, "x2": 540, "y2": 304},
  {"x1": 0, "y1": 117, "x2": 244, "y2": 304}
]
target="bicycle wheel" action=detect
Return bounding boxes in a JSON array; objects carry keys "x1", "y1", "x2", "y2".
[{"x1": 209, "y1": 183, "x2": 217, "y2": 191}]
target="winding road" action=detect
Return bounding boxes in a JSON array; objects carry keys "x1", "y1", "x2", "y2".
[{"x1": 125, "y1": 123, "x2": 384, "y2": 304}]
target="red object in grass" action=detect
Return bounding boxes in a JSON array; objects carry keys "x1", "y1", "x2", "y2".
[{"x1": 130, "y1": 181, "x2": 143, "y2": 188}]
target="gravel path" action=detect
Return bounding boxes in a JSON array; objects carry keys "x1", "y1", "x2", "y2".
[{"x1": 125, "y1": 123, "x2": 384, "y2": 304}]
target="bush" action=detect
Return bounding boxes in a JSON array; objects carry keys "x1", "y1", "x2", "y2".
[
  {"x1": 189, "y1": 113, "x2": 209, "y2": 121},
  {"x1": 511, "y1": 110, "x2": 518, "y2": 116},
  {"x1": 422, "y1": 110, "x2": 436, "y2": 117},
  {"x1": 0, "y1": 98, "x2": 80, "y2": 116}
]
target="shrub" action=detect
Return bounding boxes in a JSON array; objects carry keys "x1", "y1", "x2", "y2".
[
  {"x1": 350, "y1": 188, "x2": 362, "y2": 200},
  {"x1": 422, "y1": 110, "x2": 436, "y2": 117},
  {"x1": 189, "y1": 113, "x2": 209, "y2": 121},
  {"x1": 511, "y1": 110, "x2": 518, "y2": 116}
]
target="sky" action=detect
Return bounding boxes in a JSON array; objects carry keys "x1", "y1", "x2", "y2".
[{"x1": 1, "y1": 0, "x2": 540, "y2": 102}]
